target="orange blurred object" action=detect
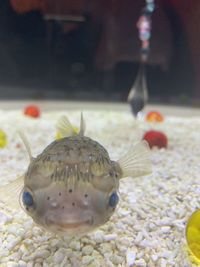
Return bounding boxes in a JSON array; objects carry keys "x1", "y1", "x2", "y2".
[
  {"x1": 24, "y1": 105, "x2": 40, "y2": 118},
  {"x1": 146, "y1": 111, "x2": 164, "y2": 122}
]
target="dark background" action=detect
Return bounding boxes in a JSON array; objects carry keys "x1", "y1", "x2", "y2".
[{"x1": 0, "y1": 0, "x2": 199, "y2": 104}]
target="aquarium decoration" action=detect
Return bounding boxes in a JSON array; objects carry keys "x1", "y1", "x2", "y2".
[
  {"x1": 0, "y1": 130, "x2": 7, "y2": 148},
  {"x1": 146, "y1": 111, "x2": 164, "y2": 122},
  {"x1": 143, "y1": 130, "x2": 167, "y2": 149},
  {"x1": 128, "y1": 0, "x2": 155, "y2": 117},
  {"x1": 24, "y1": 105, "x2": 40, "y2": 118},
  {"x1": 186, "y1": 208, "x2": 200, "y2": 263}
]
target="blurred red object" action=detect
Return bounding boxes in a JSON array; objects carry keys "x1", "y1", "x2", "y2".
[
  {"x1": 24, "y1": 105, "x2": 40, "y2": 118},
  {"x1": 143, "y1": 130, "x2": 167, "y2": 149},
  {"x1": 10, "y1": 0, "x2": 44, "y2": 13},
  {"x1": 146, "y1": 111, "x2": 164, "y2": 122},
  {"x1": 10, "y1": 0, "x2": 86, "y2": 15}
]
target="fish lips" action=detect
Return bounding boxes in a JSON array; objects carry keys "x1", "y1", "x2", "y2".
[{"x1": 44, "y1": 212, "x2": 94, "y2": 233}]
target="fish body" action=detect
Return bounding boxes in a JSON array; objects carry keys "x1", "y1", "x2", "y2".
[{"x1": 1, "y1": 115, "x2": 152, "y2": 235}]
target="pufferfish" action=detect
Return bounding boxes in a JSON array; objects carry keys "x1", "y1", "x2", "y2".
[{"x1": 0, "y1": 115, "x2": 152, "y2": 235}]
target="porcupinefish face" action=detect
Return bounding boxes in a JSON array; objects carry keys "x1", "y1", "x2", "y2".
[{"x1": 21, "y1": 136, "x2": 121, "y2": 235}]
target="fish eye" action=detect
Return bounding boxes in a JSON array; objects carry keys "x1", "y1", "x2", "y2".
[
  {"x1": 108, "y1": 192, "x2": 119, "y2": 207},
  {"x1": 22, "y1": 191, "x2": 34, "y2": 207}
]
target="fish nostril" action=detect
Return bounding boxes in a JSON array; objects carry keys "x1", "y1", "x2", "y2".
[
  {"x1": 72, "y1": 202, "x2": 75, "y2": 206},
  {"x1": 47, "y1": 196, "x2": 50, "y2": 201},
  {"x1": 62, "y1": 206, "x2": 65, "y2": 209},
  {"x1": 84, "y1": 194, "x2": 88, "y2": 198},
  {"x1": 59, "y1": 192, "x2": 62, "y2": 196},
  {"x1": 69, "y1": 189, "x2": 72, "y2": 193}
]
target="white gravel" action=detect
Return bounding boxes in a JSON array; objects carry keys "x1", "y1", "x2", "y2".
[{"x1": 0, "y1": 109, "x2": 199, "y2": 266}]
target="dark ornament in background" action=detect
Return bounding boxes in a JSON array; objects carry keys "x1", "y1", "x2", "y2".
[
  {"x1": 128, "y1": 63, "x2": 148, "y2": 116},
  {"x1": 128, "y1": 0, "x2": 154, "y2": 116}
]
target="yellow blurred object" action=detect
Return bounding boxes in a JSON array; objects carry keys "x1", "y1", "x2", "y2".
[
  {"x1": 0, "y1": 130, "x2": 7, "y2": 148},
  {"x1": 186, "y1": 210, "x2": 200, "y2": 264},
  {"x1": 56, "y1": 126, "x2": 79, "y2": 140}
]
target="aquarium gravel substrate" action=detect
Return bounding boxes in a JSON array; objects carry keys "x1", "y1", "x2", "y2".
[{"x1": 0, "y1": 109, "x2": 199, "y2": 267}]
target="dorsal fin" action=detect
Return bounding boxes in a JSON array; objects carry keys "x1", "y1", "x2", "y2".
[
  {"x1": 56, "y1": 115, "x2": 78, "y2": 138},
  {"x1": 79, "y1": 113, "x2": 86, "y2": 136},
  {"x1": 17, "y1": 130, "x2": 33, "y2": 161}
]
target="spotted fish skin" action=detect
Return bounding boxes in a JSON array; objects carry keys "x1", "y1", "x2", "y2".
[
  {"x1": 25, "y1": 135, "x2": 121, "y2": 194},
  {"x1": 21, "y1": 134, "x2": 122, "y2": 234}
]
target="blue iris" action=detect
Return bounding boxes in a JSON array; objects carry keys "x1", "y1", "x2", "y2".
[
  {"x1": 22, "y1": 191, "x2": 34, "y2": 207},
  {"x1": 109, "y1": 192, "x2": 119, "y2": 207}
]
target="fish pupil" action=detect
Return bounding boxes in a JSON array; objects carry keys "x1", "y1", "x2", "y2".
[
  {"x1": 109, "y1": 192, "x2": 119, "y2": 207},
  {"x1": 22, "y1": 191, "x2": 34, "y2": 207}
]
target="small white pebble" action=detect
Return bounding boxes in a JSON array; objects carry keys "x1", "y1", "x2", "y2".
[
  {"x1": 126, "y1": 250, "x2": 136, "y2": 266},
  {"x1": 135, "y1": 232, "x2": 143, "y2": 243},
  {"x1": 139, "y1": 239, "x2": 152, "y2": 248},
  {"x1": 31, "y1": 249, "x2": 50, "y2": 260},
  {"x1": 115, "y1": 221, "x2": 126, "y2": 230},
  {"x1": 151, "y1": 254, "x2": 158, "y2": 262},
  {"x1": 18, "y1": 260, "x2": 27, "y2": 267},
  {"x1": 9, "y1": 252, "x2": 21, "y2": 262},
  {"x1": 69, "y1": 240, "x2": 81, "y2": 250},
  {"x1": 111, "y1": 254, "x2": 124, "y2": 264},
  {"x1": 104, "y1": 234, "x2": 117, "y2": 241},
  {"x1": 6, "y1": 237, "x2": 21, "y2": 250},
  {"x1": 23, "y1": 220, "x2": 33, "y2": 230},
  {"x1": 6, "y1": 262, "x2": 18, "y2": 267},
  {"x1": 0, "y1": 249, "x2": 9, "y2": 257},
  {"x1": 82, "y1": 255, "x2": 94, "y2": 265},
  {"x1": 82, "y1": 245, "x2": 93, "y2": 255},
  {"x1": 90, "y1": 230, "x2": 104, "y2": 243},
  {"x1": 160, "y1": 226, "x2": 171, "y2": 234},
  {"x1": 0, "y1": 212, "x2": 12, "y2": 225},
  {"x1": 88, "y1": 260, "x2": 101, "y2": 267},
  {"x1": 160, "y1": 258, "x2": 167, "y2": 267},
  {"x1": 99, "y1": 243, "x2": 112, "y2": 254},
  {"x1": 53, "y1": 249, "x2": 65, "y2": 264},
  {"x1": 50, "y1": 239, "x2": 61, "y2": 247},
  {"x1": 118, "y1": 208, "x2": 131, "y2": 216},
  {"x1": 159, "y1": 251, "x2": 172, "y2": 258},
  {"x1": 134, "y1": 258, "x2": 146, "y2": 267}
]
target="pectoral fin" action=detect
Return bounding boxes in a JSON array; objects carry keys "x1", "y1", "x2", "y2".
[
  {"x1": 17, "y1": 130, "x2": 33, "y2": 161},
  {"x1": 0, "y1": 175, "x2": 24, "y2": 209},
  {"x1": 118, "y1": 141, "x2": 152, "y2": 178}
]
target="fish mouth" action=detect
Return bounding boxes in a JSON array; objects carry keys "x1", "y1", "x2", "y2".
[
  {"x1": 46, "y1": 217, "x2": 94, "y2": 230},
  {"x1": 57, "y1": 219, "x2": 92, "y2": 229}
]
